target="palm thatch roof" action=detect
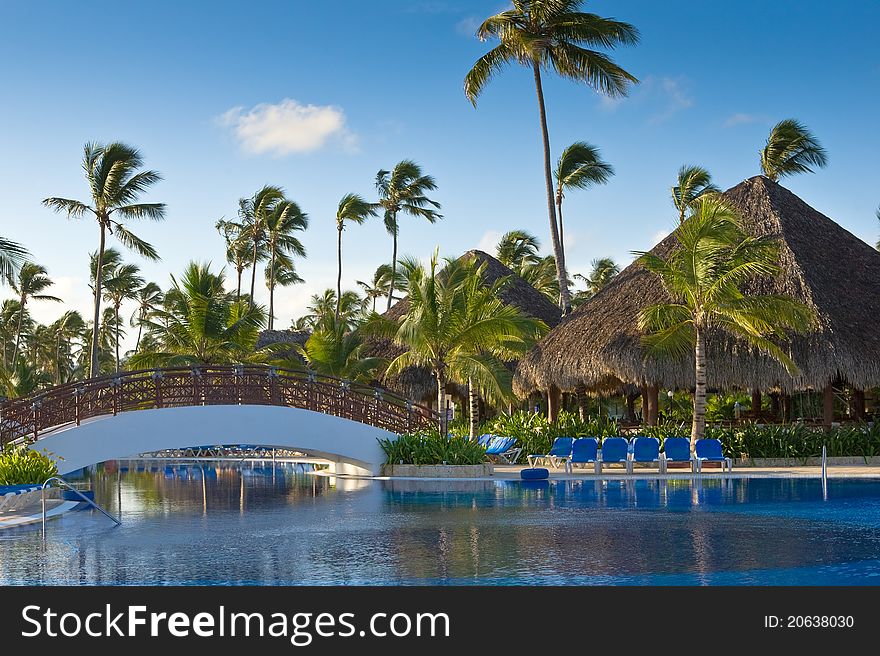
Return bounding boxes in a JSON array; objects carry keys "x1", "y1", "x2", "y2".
[
  {"x1": 514, "y1": 176, "x2": 880, "y2": 395},
  {"x1": 256, "y1": 329, "x2": 310, "y2": 364},
  {"x1": 365, "y1": 249, "x2": 561, "y2": 402}
]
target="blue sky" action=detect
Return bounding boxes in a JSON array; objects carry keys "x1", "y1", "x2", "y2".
[{"x1": 1, "y1": 0, "x2": 878, "y2": 349}]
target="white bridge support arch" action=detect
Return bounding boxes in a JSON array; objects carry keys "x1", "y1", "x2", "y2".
[{"x1": 32, "y1": 405, "x2": 390, "y2": 477}]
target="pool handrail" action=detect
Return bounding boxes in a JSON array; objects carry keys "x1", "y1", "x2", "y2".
[{"x1": 41, "y1": 475, "x2": 121, "y2": 535}]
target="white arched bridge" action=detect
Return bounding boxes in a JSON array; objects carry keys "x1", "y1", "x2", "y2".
[{"x1": 0, "y1": 366, "x2": 438, "y2": 477}]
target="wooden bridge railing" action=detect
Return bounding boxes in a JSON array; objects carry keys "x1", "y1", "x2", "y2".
[{"x1": 0, "y1": 365, "x2": 439, "y2": 447}]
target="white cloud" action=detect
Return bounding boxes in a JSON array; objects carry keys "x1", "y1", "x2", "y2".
[
  {"x1": 218, "y1": 98, "x2": 357, "y2": 156},
  {"x1": 598, "y1": 75, "x2": 694, "y2": 124},
  {"x1": 455, "y1": 15, "x2": 481, "y2": 36},
  {"x1": 724, "y1": 112, "x2": 761, "y2": 127},
  {"x1": 649, "y1": 77, "x2": 694, "y2": 124},
  {"x1": 476, "y1": 230, "x2": 503, "y2": 253}
]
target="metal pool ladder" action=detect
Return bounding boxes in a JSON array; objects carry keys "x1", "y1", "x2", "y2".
[{"x1": 41, "y1": 476, "x2": 121, "y2": 534}]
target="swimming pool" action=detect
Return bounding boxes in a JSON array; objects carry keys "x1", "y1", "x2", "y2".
[{"x1": 1, "y1": 461, "x2": 879, "y2": 585}]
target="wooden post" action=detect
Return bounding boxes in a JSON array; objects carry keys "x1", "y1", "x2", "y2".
[
  {"x1": 823, "y1": 384, "x2": 835, "y2": 428},
  {"x1": 547, "y1": 386, "x2": 562, "y2": 424},
  {"x1": 575, "y1": 385, "x2": 588, "y2": 422},
  {"x1": 751, "y1": 389, "x2": 761, "y2": 416},
  {"x1": 769, "y1": 392, "x2": 780, "y2": 420},
  {"x1": 640, "y1": 385, "x2": 648, "y2": 425},
  {"x1": 625, "y1": 393, "x2": 637, "y2": 424},
  {"x1": 853, "y1": 389, "x2": 866, "y2": 421},
  {"x1": 782, "y1": 394, "x2": 793, "y2": 424}
]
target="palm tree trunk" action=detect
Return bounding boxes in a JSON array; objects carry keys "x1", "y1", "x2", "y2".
[
  {"x1": 436, "y1": 367, "x2": 447, "y2": 434},
  {"x1": 236, "y1": 267, "x2": 243, "y2": 304},
  {"x1": 575, "y1": 384, "x2": 588, "y2": 421},
  {"x1": 11, "y1": 296, "x2": 25, "y2": 366},
  {"x1": 557, "y1": 194, "x2": 566, "y2": 263},
  {"x1": 248, "y1": 237, "x2": 259, "y2": 308},
  {"x1": 268, "y1": 246, "x2": 276, "y2": 330},
  {"x1": 134, "y1": 313, "x2": 144, "y2": 353},
  {"x1": 386, "y1": 219, "x2": 398, "y2": 312},
  {"x1": 691, "y1": 328, "x2": 707, "y2": 450},
  {"x1": 468, "y1": 377, "x2": 480, "y2": 439},
  {"x1": 114, "y1": 304, "x2": 121, "y2": 373},
  {"x1": 532, "y1": 61, "x2": 571, "y2": 314},
  {"x1": 90, "y1": 223, "x2": 106, "y2": 378},
  {"x1": 336, "y1": 226, "x2": 344, "y2": 320}
]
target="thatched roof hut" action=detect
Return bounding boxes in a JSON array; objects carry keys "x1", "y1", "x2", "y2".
[
  {"x1": 514, "y1": 176, "x2": 880, "y2": 396},
  {"x1": 256, "y1": 329, "x2": 310, "y2": 364},
  {"x1": 366, "y1": 249, "x2": 561, "y2": 402}
]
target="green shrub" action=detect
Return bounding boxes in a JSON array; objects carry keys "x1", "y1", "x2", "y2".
[
  {"x1": 379, "y1": 430, "x2": 488, "y2": 465},
  {"x1": 0, "y1": 444, "x2": 58, "y2": 485}
]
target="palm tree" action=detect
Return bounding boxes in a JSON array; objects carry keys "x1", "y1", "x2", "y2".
[
  {"x1": 265, "y1": 199, "x2": 308, "y2": 329},
  {"x1": 0, "y1": 300, "x2": 22, "y2": 369},
  {"x1": 129, "y1": 262, "x2": 266, "y2": 367},
  {"x1": 373, "y1": 252, "x2": 546, "y2": 434},
  {"x1": 573, "y1": 256, "x2": 619, "y2": 305},
  {"x1": 241, "y1": 185, "x2": 286, "y2": 307},
  {"x1": 9, "y1": 263, "x2": 61, "y2": 366},
  {"x1": 335, "y1": 194, "x2": 377, "y2": 319},
  {"x1": 130, "y1": 282, "x2": 163, "y2": 353},
  {"x1": 43, "y1": 142, "x2": 165, "y2": 378},
  {"x1": 672, "y1": 165, "x2": 719, "y2": 224},
  {"x1": 0, "y1": 237, "x2": 28, "y2": 282},
  {"x1": 216, "y1": 216, "x2": 252, "y2": 302},
  {"x1": 465, "y1": 1, "x2": 639, "y2": 313},
  {"x1": 47, "y1": 311, "x2": 86, "y2": 384},
  {"x1": 635, "y1": 197, "x2": 816, "y2": 448},
  {"x1": 554, "y1": 141, "x2": 614, "y2": 283},
  {"x1": 357, "y1": 264, "x2": 394, "y2": 314},
  {"x1": 291, "y1": 314, "x2": 385, "y2": 382},
  {"x1": 760, "y1": 119, "x2": 828, "y2": 181},
  {"x1": 102, "y1": 263, "x2": 144, "y2": 371},
  {"x1": 265, "y1": 256, "x2": 304, "y2": 302},
  {"x1": 376, "y1": 160, "x2": 442, "y2": 311},
  {"x1": 496, "y1": 229, "x2": 542, "y2": 269}
]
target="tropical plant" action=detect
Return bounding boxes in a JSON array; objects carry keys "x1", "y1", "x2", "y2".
[
  {"x1": 102, "y1": 262, "x2": 144, "y2": 371},
  {"x1": 357, "y1": 264, "x2": 401, "y2": 314},
  {"x1": 672, "y1": 165, "x2": 719, "y2": 224},
  {"x1": 573, "y1": 256, "x2": 619, "y2": 305},
  {"x1": 216, "y1": 214, "x2": 253, "y2": 303},
  {"x1": 264, "y1": 198, "x2": 308, "y2": 329},
  {"x1": 379, "y1": 430, "x2": 488, "y2": 466},
  {"x1": 635, "y1": 197, "x2": 816, "y2": 447},
  {"x1": 240, "y1": 185, "x2": 285, "y2": 307},
  {"x1": 8, "y1": 262, "x2": 60, "y2": 367},
  {"x1": 0, "y1": 444, "x2": 58, "y2": 485},
  {"x1": 760, "y1": 119, "x2": 828, "y2": 181},
  {"x1": 43, "y1": 142, "x2": 165, "y2": 378},
  {"x1": 554, "y1": 141, "x2": 613, "y2": 286},
  {"x1": 47, "y1": 310, "x2": 86, "y2": 384},
  {"x1": 130, "y1": 282, "x2": 163, "y2": 353},
  {"x1": 291, "y1": 313, "x2": 384, "y2": 382},
  {"x1": 0, "y1": 236, "x2": 28, "y2": 282},
  {"x1": 371, "y1": 253, "x2": 546, "y2": 436},
  {"x1": 465, "y1": 0, "x2": 639, "y2": 313},
  {"x1": 3, "y1": 358, "x2": 54, "y2": 398},
  {"x1": 495, "y1": 230, "x2": 560, "y2": 302},
  {"x1": 129, "y1": 262, "x2": 266, "y2": 367},
  {"x1": 375, "y1": 160, "x2": 442, "y2": 311},
  {"x1": 334, "y1": 194, "x2": 377, "y2": 319}
]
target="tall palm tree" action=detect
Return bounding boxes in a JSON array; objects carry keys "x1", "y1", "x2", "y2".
[
  {"x1": 216, "y1": 216, "x2": 252, "y2": 302},
  {"x1": 130, "y1": 262, "x2": 266, "y2": 367},
  {"x1": 372, "y1": 252, "x2": 546, "y2": 433},
  {"x1": 376, "y1": 160, "x2": 442, "y2": 311},
  {"x1": 0, "y1": 300, "x2": 22, "y2": 369},
  {"x1": 335, "y1": 194, "x2": 377, "y2": 319},
  {"x1": 241, "y1": 185, "x2": 285, "y2": 307},
  {"x1": 635, "y1": 198, "x2": 816, "y2": 448},
  {"x1": 43, "y1": 142, "x2": 165, "y2": 378},
  {"x1": 130, "y1": 282, "x2": 163, "y2": 352},
  {"x1": 554, "y1": 141, "x2": 614, "y2": 281},
  {"x1": 672, "y1": 165, "x2": 719, "y2": 224},
  {"x1": 465, "y1": 1, "x2": 639, "y2": 313},
  {"x1": 357, "y1": 265, "x2": 393, "y2": 314},
  {"x1": 573, "y1": 256, "x2": 619, "y2": 304},
  {"x1": 9, "y1": 263, "x2": 61, "y2": 366},
  {"x1": 102, "y1": 263, "x2": 144, "y2": 371},
  {"x1": 265, "y1": 199, "x2": 308, "y2": 329},
  {"x1": 760, "y1": 119, "x2": 828, "y2": 181},
  {"x1": 0, "y1": 237, "x2": 28, "y2": 283}
]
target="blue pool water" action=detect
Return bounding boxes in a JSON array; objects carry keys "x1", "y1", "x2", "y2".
[{"x1": 1, "y1": 461, "x2": 880, "y2": 585}]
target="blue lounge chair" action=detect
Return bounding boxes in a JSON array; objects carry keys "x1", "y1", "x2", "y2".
[
  {"x1": 598, "y1": 437, "x2": 630, "y2": 474},
  {"x1": 475, "y1": 434, "x2": 494, "y2": 448},
  {"x1": 485, "y1": 436, "x2": 522, "y2": 464},
  {"x1": 695, "y1": 438, "x2": 733, "y2": 473},
  {"x1": 631, "y1": 436, "x2": 663, "y2": 473},
  {"x1": 568, "y1": 437, "x2": 600, "y2": 474},
  {"x1": 528, "y1": 437, "x2": 574, "y2": 469},
  {"x1": 661, "y1": 437, "x2": 698, "y2": 472}
]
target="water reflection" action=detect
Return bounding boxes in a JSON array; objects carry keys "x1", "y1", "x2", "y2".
[{"x1": 1, "y1": 465, "x2": 879, "y2": 585}]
